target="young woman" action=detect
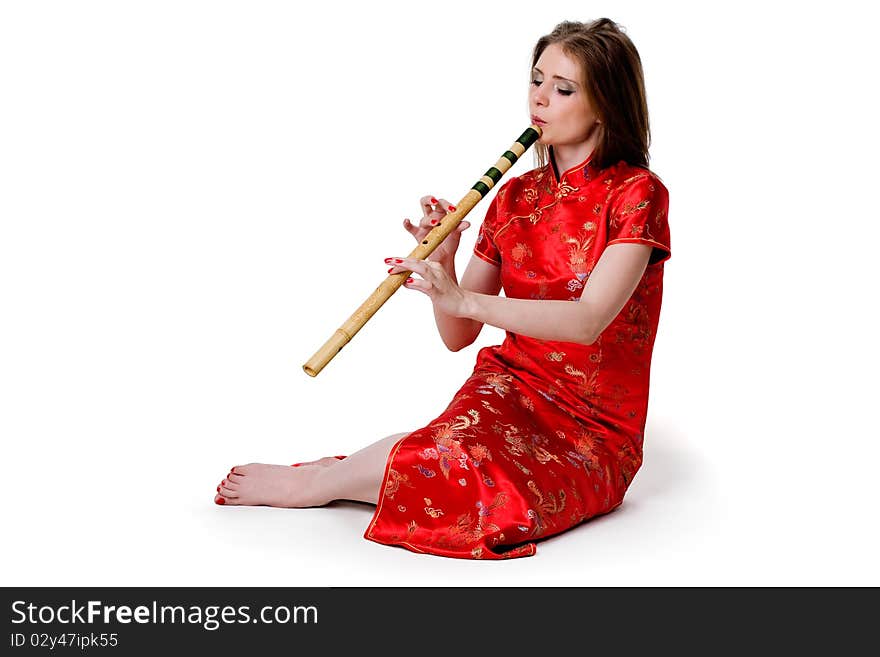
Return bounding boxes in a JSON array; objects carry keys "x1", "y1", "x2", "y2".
[{"x1": 213, "y1": 18, "x2": 671, "y2": 560}]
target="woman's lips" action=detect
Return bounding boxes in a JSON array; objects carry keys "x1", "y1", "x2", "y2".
[{"x1": 531, "y1": 116, "x2": 547, "y2": 125}]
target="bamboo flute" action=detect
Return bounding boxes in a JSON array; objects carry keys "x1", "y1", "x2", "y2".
[{"x1": 302, "y1": 124, "x2": 543, "y2": 377}]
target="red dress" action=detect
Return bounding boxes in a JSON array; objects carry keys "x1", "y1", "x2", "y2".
[{"x1": 365, "y1": 148, "x2": 671, "y2": 559}]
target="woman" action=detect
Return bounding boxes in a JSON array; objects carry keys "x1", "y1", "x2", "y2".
[{"x1": 213, "y1": 17, "x2": 671, "y2": 560}]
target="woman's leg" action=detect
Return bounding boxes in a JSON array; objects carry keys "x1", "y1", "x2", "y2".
[{"x1": 214, "y1": 431, "x2": 409, "y2": 507}]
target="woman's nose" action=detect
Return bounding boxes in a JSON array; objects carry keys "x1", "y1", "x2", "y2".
[{"x1": 531, "y1": 86, "x2": 548, "y2": 106}]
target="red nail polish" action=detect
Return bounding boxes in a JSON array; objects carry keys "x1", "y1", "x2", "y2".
[
  {"x1": 406, "y1": 277, "x2": 414, "y2": 283},
  {"x1": 431, "y1": 219, "x2": 438, "y2": 225},
  {"x1": 216, "y1": 497, "x2": 225, "y2": 505},
  {"x1": 448, "y1": 205, "x2": 456, "y2": 212},
  {"x1": 385, "y1": 257, "x2": 392, "y2": 262},
  {"x1": 217, "y1": 486, "x2": 220, "y2": 492},
  {"x1": 430, "y1": 197, "x2": 438, "y2": 204},
  {"x1": 394, "y1": 258, "x2": 402, "y2": 263},
  {"x1": 387, "y1": 267, "x2": 394, "y2": 273}
]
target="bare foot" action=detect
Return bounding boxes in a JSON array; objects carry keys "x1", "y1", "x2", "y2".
[
  {"x1": 291, "y1": 455, "x2": 346, "y2": 467},
  {"x1": 213, "y1": 463, "x2": 333, "y2": 507}
]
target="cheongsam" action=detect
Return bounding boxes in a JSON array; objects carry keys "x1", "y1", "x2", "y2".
[{"x1": 364, "y1": 147, "x2": 671, "y2": 559}]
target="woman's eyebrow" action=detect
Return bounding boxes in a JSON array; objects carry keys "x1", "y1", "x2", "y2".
[{"x1": 532, "y1": 67, "x2": 579, "y2": 86}]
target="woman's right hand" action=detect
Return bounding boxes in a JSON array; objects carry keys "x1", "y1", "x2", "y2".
[{"x1": 402, "y1": 195, "x2": 471, "y2": 267}]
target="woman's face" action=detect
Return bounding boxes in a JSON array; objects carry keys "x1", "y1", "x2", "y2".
[{"x1": 529, "y1": 43, "x2": 600, "y2": 146}]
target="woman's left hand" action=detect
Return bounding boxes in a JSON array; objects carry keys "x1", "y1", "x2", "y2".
[{"x1": 384, "y1": 257, "x2": 472, "y2": 318}]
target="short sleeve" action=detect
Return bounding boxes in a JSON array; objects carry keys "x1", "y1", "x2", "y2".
[
  {"x1": 607, "y1": 173, "x2": 671, "y2": 265},
  {"x1": 473, "y1": 188, "x2": 502, "y2": 266}
]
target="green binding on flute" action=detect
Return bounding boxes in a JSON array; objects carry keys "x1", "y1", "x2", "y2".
[
  {"x1": 470, "y1": 126, "x2": 542, "y2": 197},
  {"x1": 302, "y1": 125, "x2": 543, "y2": 378}
]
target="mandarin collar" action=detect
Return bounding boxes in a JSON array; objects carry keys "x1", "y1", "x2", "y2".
[{"x1": 549, "y1": 145, "x2": 597, "y2": 186}]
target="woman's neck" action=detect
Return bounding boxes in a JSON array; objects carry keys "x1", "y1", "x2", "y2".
[{"x1": 551, "y1": 139, "x2": 598, "y2": 176}]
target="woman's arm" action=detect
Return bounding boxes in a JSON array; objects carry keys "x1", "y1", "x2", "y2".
[
  {"x1": 460, "y1": 243, "x2": 654, "y2": 345},
  {"x1": 434, "y1": 255, "x2": 502, "y2": 351}
]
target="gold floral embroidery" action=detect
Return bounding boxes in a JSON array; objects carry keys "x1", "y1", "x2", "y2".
[
  {"x1": 468, "y1": 443, "x2": 492, "y2": 464},
  {"x1": 511, "y1": 242, "x2": 533, "y2": 266},
  {"x1": 495, "y1": 165, "x2": 584, "y2": 234},
  {"x1": 505, "y1": 432, "x2": 526, "y2": 457},
  {"x1": 384, "y1": 468, "x2": 416, "y2": 499},
  {"x1": 562, "y1": 229, "x2": 596, "y2": 278},
  {"x1": 562, "y1": 362, "x2": 601, "y2": 406},
  {"x1": 555, "y1": 181, "x2": 576, "y2": 200},
  {"x1": 477, "y1": 372, "x2": 513, "y2": 397},
  {"x1": 628, "y1": 224, "x2": 645, "y2": 238},
  {"x1": 574, "y1": 427, "x2": 606, "y2": 472},
  {"x1": 533, "y1": 445, "x2": 562, "y2": 466},
  {"x1": 512, "y1": 460, "x2": 532, "y2": 475},
  {"x1": 620, "y1": 199, "x2": 650, "y2": 216},
  {"x1": 527, "y1": 480, "x2": 567, "y2": 515},
  {"x1": 441, "y1": 492, "x2": 510, "y2": 547}
]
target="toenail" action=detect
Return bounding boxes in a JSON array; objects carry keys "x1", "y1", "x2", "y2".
[{"x1": 215, "y1": 497, "x2": 225, "y2": 505}]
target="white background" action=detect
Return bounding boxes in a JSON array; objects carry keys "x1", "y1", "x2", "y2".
[{"x1": 1, "y1": 0, "x2": 877, "y2": 586}]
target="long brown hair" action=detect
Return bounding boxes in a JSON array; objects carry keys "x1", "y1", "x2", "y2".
[{"x1": 530, "y1": 18, "x2": 651, "y2": 171}]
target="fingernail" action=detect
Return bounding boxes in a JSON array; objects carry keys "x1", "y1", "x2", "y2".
[
  {"x1": 448, "y1": 205, "x2": 456, "y2": 212},
  {"x1": 394, "y1": 258, "x2": 402, "y2": 263},
  {"x1": 384, "y1": 257, "x2": 392, "y2": 263},
  {"x1": 387, "y1": 267, "x2": 394, "y2": 273},
  {"x1": 431, "y1": 219, "x2": 438, "y2": 225},
  {"x1": 406, "y1": 277, "x2": 414, "y2": 283},
  {"x1": 430, "y1": 197, "x2": 438, "y2": 204}
]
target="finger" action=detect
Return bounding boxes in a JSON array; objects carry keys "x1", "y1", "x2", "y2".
[
  {"x1": 383, "y1": 256, "x2": 420, "y2": 276},
  {"x1": 435, "y1": 198, "x2": 457, "y2": 214},
  {"x1": 403, "y1": 276, "x2": 431, "y2": 293},
  {"x1": 420, "y1": 195, "x2": 439, "y2": 219},
  {"x1": 403, "y1": 218, "x2": 420, "y2": 235},
  {"x1": 419, "y1": 195, "x2": 451, "y2": 225},
  {"x1": 387, "y1": 257, "x2": 428, "y2": 277},
  {"x1": 403, "y1": 218, "x2": 433, "y2": 243}
]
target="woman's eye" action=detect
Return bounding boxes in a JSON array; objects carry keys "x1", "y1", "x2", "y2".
[{"x1": 530, "y1": 79, "x2": 573, "y2": 96}]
